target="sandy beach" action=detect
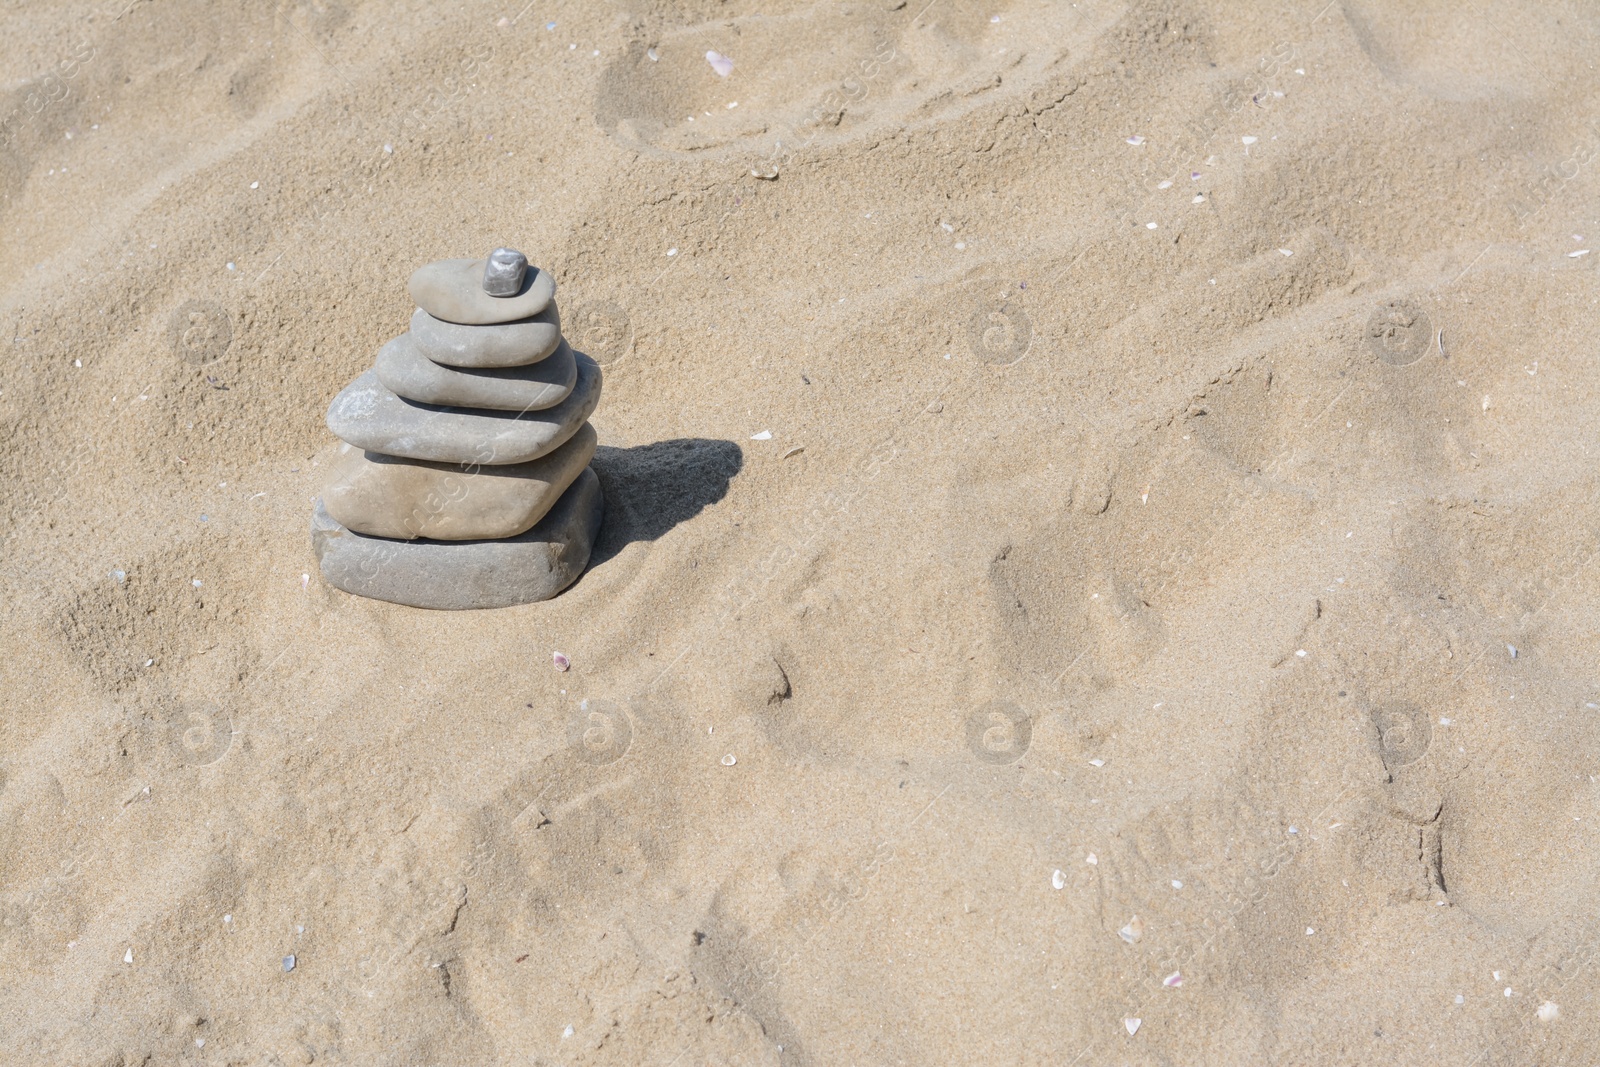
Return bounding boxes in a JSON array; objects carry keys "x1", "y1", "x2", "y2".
[{"x1": 3, "y1": 0, "x2": 1600, "y2": 1062}]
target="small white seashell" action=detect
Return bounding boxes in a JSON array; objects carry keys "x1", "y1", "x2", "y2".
[
  {"x1": 124, "y1": 949, "x2": 133, "y2": 963},
  {"x1": 1241, "y1": 135, "x2": 1258, "y2": 145},
  {"x1": 1537, "y1": 1001, "x2": 1559, "y2": 1022},
  {"x1": 1086, "y1": 852, "x2": 1098, "y2": 865},
  {"x1": 1052, "y1": 869, "x2": 1066, "y2": 890},
  {"x1": 647, "y1": 47, "x2": 659, "y2": 61},
  {"x1": 721, "y1": 754, "x2": 737, "y2": 766},
  {"x1": 1119, "y1": 915, "x2": 1144, "y2": 943},
  {"x1": 1089, "y1": 758, "x2": 1105, "y2": 767},
  {"x1": 1124, "y1": 1017, "x2": 1141, "y2": 1035},
  {"x1": 751, "y1": 430, "x2": 772, "y2": 441},
  {"x1": 1171, "y1": 879, "x2": 1183, "y2": 889},
  {"x1": 1163, "y1": 971, "x2": 1183, "y2": 987},
  {"x1": 1126, "y1": 135, "x2": 1145, "y2": 145},
  {"x1": 706, "y1": 50, "x2": 734, "y2": 77},
  {"x1": 553, "y1": 651, "x2": 570, "y2": 671}
]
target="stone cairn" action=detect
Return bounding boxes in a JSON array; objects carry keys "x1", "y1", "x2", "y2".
[{"x1": 311, "y1": 249, "x2": 604, "y2": 609}]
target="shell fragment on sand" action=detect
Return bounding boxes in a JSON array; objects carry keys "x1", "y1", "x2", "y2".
[
  {"x1": 375, "y1": 333, "x2": 577, "y2": 411},
  {"x1": 323, "y1": 422, "x2": 596, "y2": 540},
  {"x1": 312, "y1": 467, "x2": 604, "y2": 609},
  {"x1": 409, "y1": 306, "x2": 562, "y2": 368},
  {"x1": 408, "y1": 257, "x2": 555, "y2": 324},
  {"x1": 482, "y1": 247, "x2": 528, "y2": 296},
  {"x1": 325, "y1": 353, "x2": 602, "y2": 465}
]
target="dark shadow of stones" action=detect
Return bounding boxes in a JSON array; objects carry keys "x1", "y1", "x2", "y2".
[{"x1": 588, "y1": 438, "x2": 742, "y2": 568}]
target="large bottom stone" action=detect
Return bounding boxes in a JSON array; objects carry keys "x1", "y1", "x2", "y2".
[{"x1": 311, "y1": 467, "x2": 604, "y2": 609}]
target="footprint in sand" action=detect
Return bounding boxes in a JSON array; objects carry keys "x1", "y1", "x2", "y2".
[
  {"x1": 594, "y1": 0, "x2": 1124, "y2": 165},
  {"x1": 1341, "y1": 0, "x2": 1592, "y2": 100}
]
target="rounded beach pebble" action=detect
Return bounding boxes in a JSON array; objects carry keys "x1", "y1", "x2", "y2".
[
  {"x1": 375, "y1": 333, "x2": 577, "y2": 411},
  {"x1": 323, "y1": 422, "x2": 596, "y2": 540},
  {"x1": 410, "y1": 306, "x2": 562, "y2": 368},
  {"x1": 312, "y1": 467, "x2": 604, "y2": 609},
  {"x1": 325, "y1": 353, "x2": 602, "y2": 465},
  {"x1": 408, "y1": 258, "x2": 555, "y2": 325}
]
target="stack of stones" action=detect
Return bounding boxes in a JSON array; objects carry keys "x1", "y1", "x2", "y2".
[{"x1": 311, "y1": 249, "x2": 604, "y2": 609}]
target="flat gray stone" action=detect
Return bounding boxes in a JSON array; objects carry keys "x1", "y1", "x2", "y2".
[
  {"x1": 326, "y1": 353, "x2": 602, "y2": 465},
  {"x1": 323, "y1": 422, "x2": 597, "y2": 540},
  {"x1": 312, "y1": 467, "x2": 604, "y2": 609},
  {"x1": 410, "y1": 306, "x2": 562, "y2": 368},
  {"x1": 375, "y1": 332, "x2": 577, "y2": 411},
  {"x1": 408, "y1": 257, "x2": 555, "y2": 325}
]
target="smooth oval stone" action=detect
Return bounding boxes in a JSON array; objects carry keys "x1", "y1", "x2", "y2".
[
  {"x1": 376, "y1": 333, "x2": 577, "y2": 411},
  {"x1": 312, "y1": 467, "x2": 604, "y2": 609},
  {"x1": 408, "y1": 258, "x2": 555, "y2": 325},
  {"x1": 410, "y1": 306, "x2": 562, "y2": 368},
  {"x1": 323, "y1": 422, "x2": 597, "y2": 540},
  {"x1": 326, "y1": 353, "x2": 602, "y2": 465}
]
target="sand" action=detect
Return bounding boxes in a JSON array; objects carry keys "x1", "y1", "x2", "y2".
[{"x1": 3, "y1": 0, "x2": 1600, "y2": 1062}]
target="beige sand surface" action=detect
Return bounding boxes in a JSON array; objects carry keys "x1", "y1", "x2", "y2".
[{"x1": 4, "y1": 0, "x2": 1600, "y2": 1063}]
